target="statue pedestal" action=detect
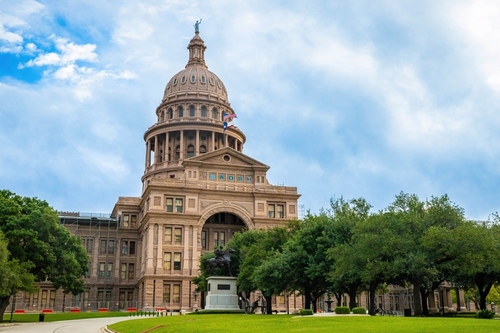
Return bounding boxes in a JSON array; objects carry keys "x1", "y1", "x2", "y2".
[{"x1": 205, "y1": 276, "x2": 240, "y2": 310}]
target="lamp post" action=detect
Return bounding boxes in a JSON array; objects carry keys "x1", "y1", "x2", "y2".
[{"x1": 439, "y1": 286, "x2": 445, "y2": 316}]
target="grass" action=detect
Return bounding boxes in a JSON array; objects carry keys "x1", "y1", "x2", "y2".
[
  {"x1": 2, "y1": 311, "x2": 130, "y2": 323},
  {"x1": 109, "y1": 314, "x2": 500, "y2": 333}
]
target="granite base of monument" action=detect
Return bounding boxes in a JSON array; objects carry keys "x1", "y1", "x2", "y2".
[{"x1": 205, "y1": 276, "x2": 240, "y2": 310}]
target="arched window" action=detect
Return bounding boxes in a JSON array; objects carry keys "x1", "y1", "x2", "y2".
[
  {"x1": 221, "y1": 111, "x2": 225, "y2": 121},
  {"x1": 201, "y1": 106, "x2": 207, "y2": 117},
  {"x1": 200, "y1": 145, "x2": 207, "y2": 154},
  {"x1": 175, "y1": 145, "x2": 180, "y2": 160},
  {"x1": 189, "y1": 105, "x2": 195, "y2": 117},
  {"x1": 187, "y1": 145, "x2": 195, "y2": 158},
  {"x1": 168, "y1": 108, "x2": 173, "y2": 119},
  {"x1": 212, "y1": 107, "x2": 217, "y2": 119},
  {"x1": 178, "y1": 106, "x2": 183, "y2": 118},
  {"x1": 168, "y1": 147, "x2": 171, "y2": 161},
  {"x1": 159, "y1": 110, "x2": 164, "y2": 122}
]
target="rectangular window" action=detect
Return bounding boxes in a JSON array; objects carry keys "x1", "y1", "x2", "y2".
[
  {"x1": 174, "y1": 228, "x2": 182, "y2": 244},
  {"x1": 108, "y1": 240, "x2": 115, "y2": 254},
  {"x1": 165, "y1": 227, "x2": 172, "y2": 243},
  {"x1": 214, "y1": 231, "x2": 219, "y2": 247},
  {"x1": 219, "y1": 232, "x2": 226, "y2": 247},
  {"x1": 107, "y1": 262, "x2": 113, "y2": 279},
  {"x1": 33, "y1": 292, "x2": 39, "y2": 307},
  {"x1": 100, "y1": 239, "x2": 107, "y2": 254},
  {"x1": 24, "y1": 292, "x2": 30, "y2": 307},
  {"x1": 166, "y1": 198, "x2": 173, "y2": 212},
  {"x1": 122, "y1": 241, "x2": 128, "y2": 255},
  {"x1": 131, "y1": 215, "x2": 137, "y2": 227},
  {"x1": 86, "y1": 239, "x2": 93, "y2": 253},
  {"x1": 99, "y1": 262, "x2": 105, "y2": 279},
  {"x1": 123, "y1": 215, "x2": 129, "y2": 227},
  {"x1": 130, "y1": 241, "x2": 136, "y2": 255},
  {"x1": 128, "y1": 263, "x2": 135, "y2": 280},
  {"x1": 41, "y1": 290, "x2": 47, "y2": 308},
  {"x1": 201, "y1": 230, "x2": 207, "y2": 249},
  {"x1": 163, "y1": 284, "x2": 170, "y2": 303},
  {"x1": 119, "y1": 291, "x2": 125, "y2": 309},
  {"x1": 173, "y1": 252, "x2": 181, "y2": 270},
  {"x1": 173, "y1": 284, "x2": 181, "y2": 303},
  {"x1": 277, "y1": 204, "x2": 284, "y2": 218},
  {"x1": 120, "y1": 263, "x2": 127, "y2": 280},
  {"x1": 86, "y1": 262, "x2": 91, "y2": 278},
  {"x1": 163, "y1": 253, "x2": 171, "y2": 270},
  {"x1": 97, "y1": 290, "x2": 104, "y2": 302},
  {"x1": 268, "y1": 204, "x2": 275, "y2": 218},
  {"x1": 50, "y1": 290, "x2": 56, "y2": 307},
  {"x1": 175, "y1": 198, "x2": 183, "y2": 213}
]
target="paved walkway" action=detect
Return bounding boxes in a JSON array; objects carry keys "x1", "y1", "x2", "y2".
[{"x1": 0, "y1": 316, "x2": 141, "y2": 333}]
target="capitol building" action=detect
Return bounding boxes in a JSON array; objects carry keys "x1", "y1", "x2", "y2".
[{"x1": 17, "y1": 29, "x2": 301, "y2": 313}]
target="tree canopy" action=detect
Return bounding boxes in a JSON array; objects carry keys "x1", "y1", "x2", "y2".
[{"x1": 0, "y1": 190, "x2": 88, "y2": 321}]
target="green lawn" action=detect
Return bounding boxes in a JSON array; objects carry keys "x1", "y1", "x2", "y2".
[
  {"x1": 2, "y1": 311, "x2": 130, "y2": 323},
  {"x1": 109, "y1": 314, "x2": 500, "y2": 333}
]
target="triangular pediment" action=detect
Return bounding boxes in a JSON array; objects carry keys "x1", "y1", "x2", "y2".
[{"x1": 182, "y1": 147, "x2": 269, "y2": 171}]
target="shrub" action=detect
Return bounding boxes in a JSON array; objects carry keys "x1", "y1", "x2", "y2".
[
  {"x1": 299, "y1": 309, "x2": 313, "y2": 316},
  {"x1": 334, "y1": 306, "x2": 351, "y2": 314},
  {"x1": 352, "y1": 307, "x2": 366, "y2": 314},
  {"x1": 476, "y1": 309, "x2": 495, "y2": 319}
]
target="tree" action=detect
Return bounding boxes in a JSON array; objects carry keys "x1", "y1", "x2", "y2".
[
  {"x1": 327, "y1": 197, "x2": 373, "y2": 310},
  {"x1": 0, "y1": 232, "x2": 36, "y2": 322},
  {"x1": 235, "y1": 226, "x2": 295, "y2": 314},
  {"x1": 386, "y1": 193, "x2": 465, "y2": 316},
  {"x1": 440, "y1": 221, "x2": 500, "y2": 310},
  {"x1": 0, "y1": 190, "x2": 88, "y2": 320}
]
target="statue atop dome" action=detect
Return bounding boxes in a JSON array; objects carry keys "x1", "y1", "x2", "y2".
[{"x1": 194, "y1": 19, "x2": 202, "y2": 33}]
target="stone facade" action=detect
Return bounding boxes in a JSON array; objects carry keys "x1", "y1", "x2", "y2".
[{"x1": 9, "y1": 31, "x2": 302, "y2": 314}]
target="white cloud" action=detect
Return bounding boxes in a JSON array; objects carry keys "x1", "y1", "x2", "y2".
[
  {"x1": 447, "y1": 1, "x2": 500, "y2": 93},
  {"x1": 0, "y1": 24, "x2": 23, "y2": 43}
]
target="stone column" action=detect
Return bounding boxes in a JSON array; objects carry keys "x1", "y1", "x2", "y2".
[
  {"x1": 180, "y1": 130, "x2": 184, "y2": 160},
  {"x1": 145, "y1": 139, "x2": 150, "y2": 168},
  {"x1": 428, "y1": 291, "x2": 437, "y2": 313},
  {"x1": 195, "y1": 130, "x2": 200, "y2": 156},
  {"x1": 154, "y1": 135, "x2": 158, "y2": 164},
  {"x1": 165, "y1": 132, "x2": 169, "y2": 162}
]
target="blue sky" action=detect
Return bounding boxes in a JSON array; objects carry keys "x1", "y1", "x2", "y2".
[{"x1": 1, "y1": 0, "x2": 500, "y2": 220}]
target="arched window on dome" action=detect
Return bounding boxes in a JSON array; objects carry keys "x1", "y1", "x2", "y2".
[
  {"x1": 175, "y1": 145, "x2": 180, "y2": 160},
  {"x1": 201, "y1": 76, "x2": 206, "y2": 83},
  {"x1": 221, "y1": 111, "x2": 225, "y2": 121},
  {"x1": 201, "y1": 106, "x2": 207, "y2": 117},
  {"x1": 191, "y1": 75, "x2": 196, "y2": 83},
  {"x1": 178, "y1": 106, "x2": 183, "y2": 118},
  {"x1": 199, "y1": 145, "x2": 207, "y2": 154},
  {"x1": 189, "y1": 105, "x2": 195, "y2": 117},
  {"x1": 159, "y1": 110, "x2": 164, "y2": 122},
  {"x1": 212, "y1": 108, "x2": 218, "y2": 119},
  {"x1": 168, "y1": 108, "x2": 173, "y2": 119},
  {"x1": 187, "y1": 145, "x2": 195, "y2": 158}
]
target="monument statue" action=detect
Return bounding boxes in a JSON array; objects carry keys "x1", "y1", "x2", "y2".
[
  {"x1": 207, "y1": 246, "x2": 234, "y2": 276},
  {"x1": 194, "y1": 19, "x2": 202, "y2": 33}
]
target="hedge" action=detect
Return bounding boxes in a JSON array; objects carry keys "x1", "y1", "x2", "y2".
[
  {"x1": 334, "y1": 306, "x2": 350, "y2": 314},
  {"x1": 299, "y1": 309, "x2": 313, "y2": 316},
  {"x1": 352, "y1": 307, "x2": 366, "y2": 314}
]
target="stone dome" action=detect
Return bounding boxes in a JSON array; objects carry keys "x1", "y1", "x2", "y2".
[{"x1": 162, "y1": 33, "x2": 229, "y2": 103}]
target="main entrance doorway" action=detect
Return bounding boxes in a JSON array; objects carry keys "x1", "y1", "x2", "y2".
[{"x1": 200, "y1": 212, "x2": 246, "y2": 252}]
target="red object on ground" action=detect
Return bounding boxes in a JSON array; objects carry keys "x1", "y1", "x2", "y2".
[
  {"x1": 98, "y1": 308, "x2": 109, "y2": 312},
  {"x1": 41, "y1": 309, "x2": 53, "y2": 314}
]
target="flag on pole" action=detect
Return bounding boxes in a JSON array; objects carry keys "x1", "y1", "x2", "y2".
[{"x1": 223, "y1": 112, "x2": 237, "y2": 130}]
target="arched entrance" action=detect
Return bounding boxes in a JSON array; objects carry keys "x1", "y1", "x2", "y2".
[{"x1": 200, "y1": 212, "x2": 246, "y2": 252}]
